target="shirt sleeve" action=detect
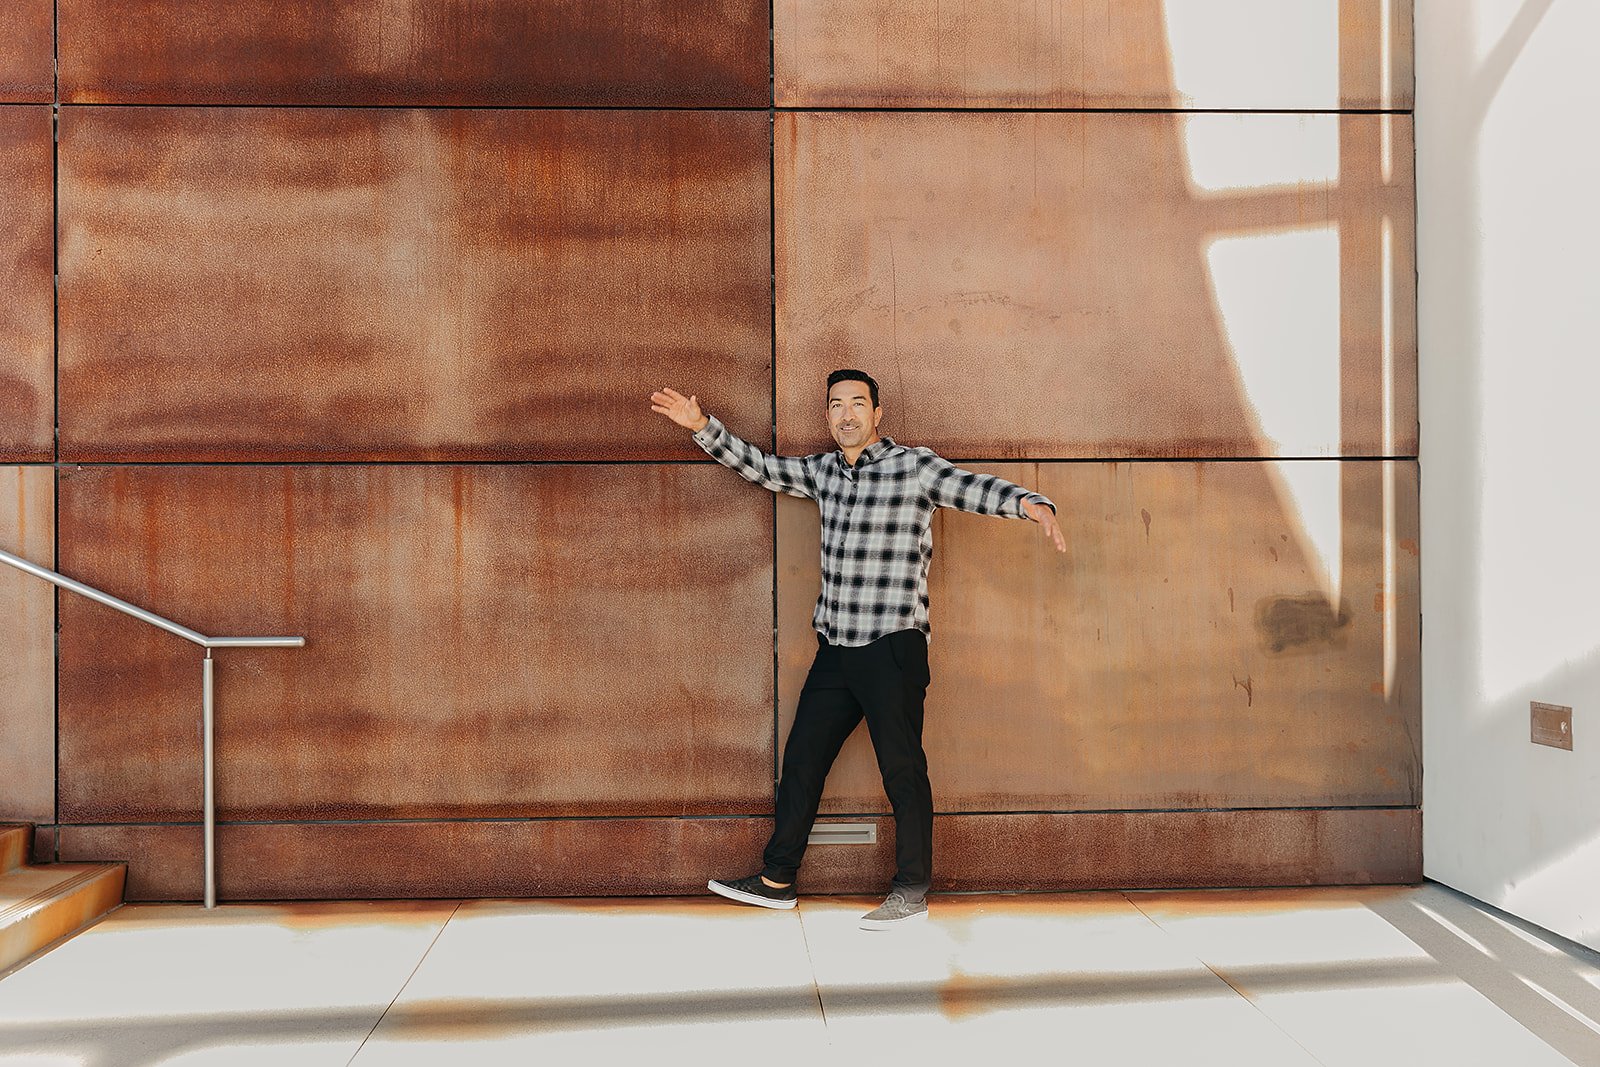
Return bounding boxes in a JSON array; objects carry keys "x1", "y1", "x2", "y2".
[
  {"x1": 915, "y1": 449, "x2": 1056, "y2": 519},
  {"x1": 691, "y1": 414, "x2": 819, "y2": 501}
]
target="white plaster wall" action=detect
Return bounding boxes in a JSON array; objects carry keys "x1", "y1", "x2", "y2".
[{"x1": 1417, "y1": 0, "x2": 1600, "y2": 950}]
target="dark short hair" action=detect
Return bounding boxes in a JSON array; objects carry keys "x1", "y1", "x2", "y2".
[{"x1": 826, "y1": 368, "x2": 879, "y2": 408}]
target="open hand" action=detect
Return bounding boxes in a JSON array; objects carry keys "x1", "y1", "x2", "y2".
[
  {"x1": 650, "y1": 387, "x2": 708, "y2": 431},
  {"x1": 1022, "y1": 499, "x2": 1067, "y2": 553}
]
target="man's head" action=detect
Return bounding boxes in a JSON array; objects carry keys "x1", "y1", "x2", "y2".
[{"x1": 826, "y1": 369, "x2": 882, "y2": 452}]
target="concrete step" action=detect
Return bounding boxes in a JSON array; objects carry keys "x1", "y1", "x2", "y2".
[
  {"x1": 0, "y1": 862, "x2": 126, "y2": 976},
  {"x1": 0, "y1": 825, "x2": 29, "y2": 873}
]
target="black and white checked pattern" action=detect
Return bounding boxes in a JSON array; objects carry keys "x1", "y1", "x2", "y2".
[{"x1": 692, "y1": 414, "x2": 1056, "y2": 647}]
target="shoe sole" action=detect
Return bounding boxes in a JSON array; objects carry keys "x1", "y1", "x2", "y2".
[
  {"x1": 859, "y1": 909, "x2": 930, "y2": 931},
  {"x1": 707, "y1": 879, "x2": 797, "y2": 910}
]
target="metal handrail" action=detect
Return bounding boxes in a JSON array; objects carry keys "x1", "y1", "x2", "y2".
[{"x1": 0, "y1": 545, "x2": 305, "y2": 909}]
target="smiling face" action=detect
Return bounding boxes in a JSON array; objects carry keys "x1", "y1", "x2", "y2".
[{"x1": 827, "y1": 378, "x2": 882, "y2": 452}]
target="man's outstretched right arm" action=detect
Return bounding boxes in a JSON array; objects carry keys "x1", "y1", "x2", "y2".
[{"x1": 650, "y1": 387, "x2": 818, "y2": 500}]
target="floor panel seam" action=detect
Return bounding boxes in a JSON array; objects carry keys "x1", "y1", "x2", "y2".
[
  {"x1": 795, "y1": 906, "x2": 830, "y2": 1032},
  {"x1": 343, "y1": 900, "x2": 461, "y2": 1066},
  {"x1": 1120, "y1": 891, "x2": 1330, "y2": 1067}
]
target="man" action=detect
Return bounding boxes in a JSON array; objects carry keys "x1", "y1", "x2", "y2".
[{"x1": 649, "y1": 370, "x2": 1065, "y2": 930}]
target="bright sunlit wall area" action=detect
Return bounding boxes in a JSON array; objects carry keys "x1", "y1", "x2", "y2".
[{"x1": 1417, "y1": 0, "x2": 1600, "y2": 952}]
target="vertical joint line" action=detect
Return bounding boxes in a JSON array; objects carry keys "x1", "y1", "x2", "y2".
[
  {"x1": 51, "y1": 0, "x2": 61, "y2": 853},
  {"x1": 768, "y1": 0, "x2": 779, "y2": 801}
]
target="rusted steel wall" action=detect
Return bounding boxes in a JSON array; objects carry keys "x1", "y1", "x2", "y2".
[
  {"x1": 0, "y1": 107, "x2": 53, "y2": 462},
  {"x1": 776, "y1": 110, "x2": 1418, "y2": 459},
  {"x1": 0, "y1": 466, "x2": 55, "y2": 825},
  {"x1": 779, "y1": 463, "x2": 1421, "y2": 812},
  {"x1": 58, "y1": 0, "x2": 770, "y2": 107},
  {"x1": 5, "y1": 0, "x2": 1419, "y2": 898},
  {"x1": 777, "y1": 0, "x2": 1413, "y2": 109},
  {"x1": 55, "y1": 465, "x2": 776, "y2": 822},
  {"x1": 0, "y1": 0, "x2": 53, "y2": 102},
  {"x1": 57, "y1": 107, "x2": 771, "y2": 462},
  {"x1": 59, "y1": 807, "x2": 1420, "y2": 900}
]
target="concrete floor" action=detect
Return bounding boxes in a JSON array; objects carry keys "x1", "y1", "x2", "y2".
[{"x1": 0, "y1": 880, "x2": 1597, "y2": 1066}]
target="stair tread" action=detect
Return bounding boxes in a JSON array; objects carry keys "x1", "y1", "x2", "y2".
[
  {"x1": 0, "y1": 863, "x2": 125, "y2": 977},
  {"x1": 0, "y1": 864, "x2": 123, "y2": 922}
]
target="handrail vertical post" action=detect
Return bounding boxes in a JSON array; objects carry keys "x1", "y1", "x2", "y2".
[
  {"x1": 0, "y1": 546, "x2": 302, "y2": 910},
  {"x1": 203, "y1": 650, "x2": 216, "y2": 909}
]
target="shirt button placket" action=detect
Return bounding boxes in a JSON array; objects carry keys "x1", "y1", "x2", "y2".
[{"x1": 834, "y1": 462, "x2": 857, "y2": 640}]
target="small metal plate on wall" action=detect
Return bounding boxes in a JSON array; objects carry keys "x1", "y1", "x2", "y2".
[
  {"x1": 1531, "y1": 702, "x2": 1573, "y2": 750},
  {"x1": 807, "y1": 822, "x2": 877, "y2": 845}
]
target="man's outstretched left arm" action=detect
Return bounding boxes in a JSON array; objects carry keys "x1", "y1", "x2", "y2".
[{"x1": 917, "y1": 451, "x2": 1067, "y2": 553}]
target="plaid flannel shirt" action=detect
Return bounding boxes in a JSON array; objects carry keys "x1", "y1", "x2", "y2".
[{"x1": 692, "y1": 414, "x2": 1057, "y2": 646}]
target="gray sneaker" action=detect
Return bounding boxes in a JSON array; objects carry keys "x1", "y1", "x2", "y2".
[{"x1": 859, "y1": 889, "x2": 929, "y2": 930}]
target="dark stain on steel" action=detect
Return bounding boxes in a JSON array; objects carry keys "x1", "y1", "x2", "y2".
[
  {"x1": 1255, "y1": 594, "x2": 1351, "y2": 655},
  {"x1": 60, "y1": 0, "x2": 768, "y2": 106},
  {"x1": 0, "y1": 0, "x2": 53, "y2": 101},
  {"x1": 0, "y1": 107, "x2": 53, "y2": 461},
  {"x1": 58, "y1": 107, "x2": 771, "y2": 462}
]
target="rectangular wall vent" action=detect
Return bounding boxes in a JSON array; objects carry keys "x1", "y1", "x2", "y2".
[{"x1": 807, "y1": 821, "x2": 877, "y2": 845}]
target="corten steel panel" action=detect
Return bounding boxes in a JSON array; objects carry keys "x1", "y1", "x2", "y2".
[
  {"x1": 56, "y1": 464, "x2": 775, "y2": 823},
  {"x1": 59, "y1": 0, "x2": 767, "y2": 107},
  {"x1": 0, "y1": 466, "x2": 55, "y2": 824},
  {"x1": 58, "y1": 808, "x2": 1417, "y2": 900},
  {"x1": 777, "y1": 460, "x2": 1420, "y2": 812},
  {"x1": 59, "y1": 819, "x2": 776, "y2": 901},
  {"x1": 0, "y1": 1, "x2": 52, "y2": 102},
  {"x1": 58, "y1": 107, "x2": 771, "y2": 462},
  {"x1": 0, "y1": 107, "x2": 54, "y2": 461},
  {"x1": 776, "y1": 110, "x2": 1418, "y2": 459},
  {"x1": 796, "y1": 809, "x2": 1420, "y2": 893},
  {"x1": 777, "y1": 0, "x2": 1413, "y2": 110}
]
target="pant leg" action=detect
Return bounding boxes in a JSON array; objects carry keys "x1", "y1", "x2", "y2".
[
  {"x1": 851, "y1": 628, "x2": 934, "y2": 899},
  {"x1": 761, "y1": 664, "x2": 864, "y2": 883}
]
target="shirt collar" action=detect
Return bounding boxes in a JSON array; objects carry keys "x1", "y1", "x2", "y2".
[{"x1": 836, "y1": 436, "x2": 897, "y2": 472}]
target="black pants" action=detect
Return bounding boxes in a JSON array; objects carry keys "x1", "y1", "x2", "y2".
[{"x1": 761, "y1": 627, "x2": 934, "y2": 899}]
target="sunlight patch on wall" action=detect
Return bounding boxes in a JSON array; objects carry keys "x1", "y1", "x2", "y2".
[
  {"x1": 1180, "y1": 113, "x2": 1340, "y2": 195},
  {"x1": 1204, "y1": 225, "x2": 1342, "y2": 457},
  {"x1": 1206, "y1": 223, "x2": 1344, "y2": 609},
  {"x1": 1266, "y1": 459, "x2": 1343, "y2": 612},
  {"x1": 1163, "y1": 1, "x2": 1339, "y2": 110}
]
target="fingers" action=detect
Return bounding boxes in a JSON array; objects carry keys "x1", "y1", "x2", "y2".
[{"x1": 1040, "y1": 514, "x2": 1067, "y2": 553}]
